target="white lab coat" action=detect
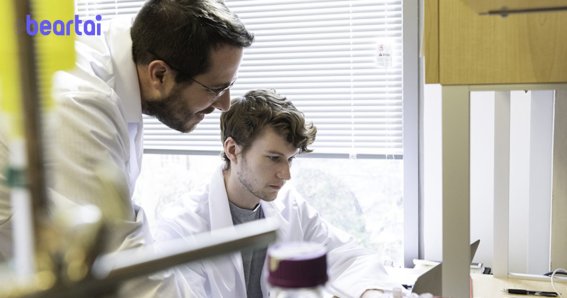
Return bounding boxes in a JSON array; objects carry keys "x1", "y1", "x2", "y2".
[
  {"x1": 0, "y1": 15, "x2": 147, "y2": 265},
  {"x1": 0, "y1": 14, "x2": 148, "y2": 274},
  {"x1": 0, "y1": 130, "x2": 10, "y2": 261},
  {"x1": 153, "y1": 166, "x2": 403, "y2": 298},
  {"x1": 47, "y1": 17, "x2": 177, "y2": 297}
]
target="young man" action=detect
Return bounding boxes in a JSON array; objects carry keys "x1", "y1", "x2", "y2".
[
  {"x1": 154, "y1": 89, "x2": 402, "y2": 298},
  {"x1": 0, "y1": 0, "x2": 253, "y2": 296}
]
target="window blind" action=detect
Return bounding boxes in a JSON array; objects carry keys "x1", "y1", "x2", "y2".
[
  {"x1": 76, "y1": 0, "x2": 403, "y2": 157},
  {"x1": 76, "y1": 0, "x2": 141, "y2": 19}
]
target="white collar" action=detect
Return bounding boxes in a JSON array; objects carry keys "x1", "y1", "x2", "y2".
[{"x1": 106, "y1": 16, "x2": 142, "y2": 124}]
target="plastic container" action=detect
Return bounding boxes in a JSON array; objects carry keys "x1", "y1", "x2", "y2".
[{"x1": 267, "y1": 242, "x2": 328, "y2": 298}]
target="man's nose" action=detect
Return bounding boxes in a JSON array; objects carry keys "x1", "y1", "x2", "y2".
[
  {"x1": 277, "y1": 163, "x2": 291, "y2": 180},
  {"x1": 212, "y1": 91, "x2": 231, "y2": 112}
]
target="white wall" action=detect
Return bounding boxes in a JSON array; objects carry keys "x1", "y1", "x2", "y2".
[
  {"x1": 421, "y1": 84, "x2": 442, "y2": 262},
  {"x1": 469, "y1": 91, "x2": 495, "y2": 269},
  {"x1": 524, "y1": 91, "x2": 553, "y2": 274},
  {"x1": 421, "y1": 86, "x2": 554, "y2": 274},
  {"x1": 551, "y1": 90, "x2": 567, "y2": 269}
]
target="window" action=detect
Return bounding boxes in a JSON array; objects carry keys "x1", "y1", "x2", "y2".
[{"x1": 76, "y1": 0, "x2": 417, "y2": 268}]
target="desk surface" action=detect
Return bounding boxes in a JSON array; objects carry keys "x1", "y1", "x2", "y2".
[
  {"x1": 472, "y1": 274, "x2": 566, "y2": 298},
  {"x1": 387, "y1": 267, "x2": 567, "y2": 297}
]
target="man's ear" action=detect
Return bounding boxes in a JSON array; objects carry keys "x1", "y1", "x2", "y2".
[
  {"x1": 223, "y1": 137, "x2": 242, "y2": 163},
  {"x1": 147, "y1": 60, "x2": 172, "y2": 92}
]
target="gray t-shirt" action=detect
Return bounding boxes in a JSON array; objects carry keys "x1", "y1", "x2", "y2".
[{"x1": 229, "y1": 201, "x2": 267, "y2": 298}]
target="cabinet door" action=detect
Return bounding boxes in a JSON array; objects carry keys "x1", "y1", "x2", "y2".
[{"x1": 424, "y1": 0, "x2": 567, "y2": 85}]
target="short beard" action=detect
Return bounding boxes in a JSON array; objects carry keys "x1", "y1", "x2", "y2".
[
  {"x1": 142, "y1": 89, "x2": 194, "y2": 133},
  {"x1": 237, "y1": 157, "x2": 275, "y2": 202}
]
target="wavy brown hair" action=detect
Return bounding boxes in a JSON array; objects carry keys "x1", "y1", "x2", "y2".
[{"x1": 220, "y1": 89, "x2": 317, "y2": 169}]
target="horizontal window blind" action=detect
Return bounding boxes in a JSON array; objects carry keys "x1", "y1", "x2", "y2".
[
  {"x1": 76, "y1": 0, "x2": 403, "y2": 157},
  {"x1": 76, "y1": 0, "x2": 141, "y2": 19}
]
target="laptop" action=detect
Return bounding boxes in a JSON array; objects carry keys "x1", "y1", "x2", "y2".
[{"x1": 410, "y1": 239, "x2": 481, "y2": 296}]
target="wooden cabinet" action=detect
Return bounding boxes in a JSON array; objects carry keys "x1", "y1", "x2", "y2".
[{"x1": 424, "y1": 0, "x2": 567, "y2": 85}]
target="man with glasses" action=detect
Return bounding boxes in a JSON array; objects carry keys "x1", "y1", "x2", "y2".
[{"x1": 42, "y1": 0, "x2": 253, "y2": 296}]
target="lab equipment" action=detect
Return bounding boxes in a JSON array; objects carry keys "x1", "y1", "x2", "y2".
[{"x1": 267, "y1": 242, "x2": 327, "y2": 298}]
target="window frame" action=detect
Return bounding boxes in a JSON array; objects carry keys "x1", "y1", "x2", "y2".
[
  {"x1": 75, "y1": 0, "x2": 420, "y2": 266},
  {"x1": 142, "y1": 0, "x2": 421, "y2": 266}
]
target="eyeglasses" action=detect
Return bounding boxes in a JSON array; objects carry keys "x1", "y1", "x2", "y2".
[
  {"x1": 148, "y1": 50, "x2": 236, "y2": 98},
  {"x1": 189, "y1": 77, "x2": 236, "y2": 99}
]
